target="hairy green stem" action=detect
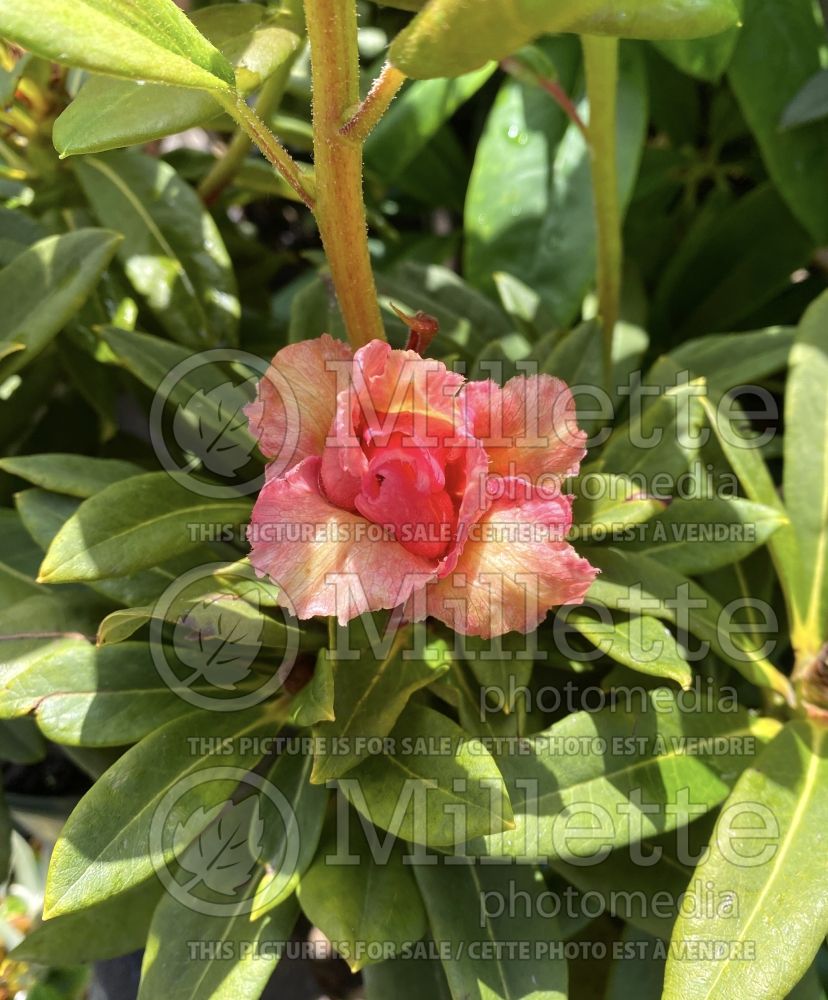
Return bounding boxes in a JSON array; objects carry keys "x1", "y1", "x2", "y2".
[
  {"x1": 304, "y1": 0, "x2": 385, "y2": 348},
  {"x1": 583, "y1": 35, "x2": 621, "y2": 395},
  {"x1": 340, "y1": 62, "x2": 406, "y2": 143},
  {"x1": 217, "y1": 91, "x2": 314, "y2": 209},
  {"x1": 200, "y1": 65, "x2": 296, "y2": 205}
]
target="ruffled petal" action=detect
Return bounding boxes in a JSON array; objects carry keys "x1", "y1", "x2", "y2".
[
  {"x1": 248, "y1": 457, "x2": 437, "y2": 624},
  {"x1": 321, "y1": 340, "x2": 467, "y2": 498},
  {"x1": 416, "y1": 485, "x2": 598, "y2": 637},
  {"x1": 245, "y1": 334, "x2": 353, "y2": 477},
  {"x1": 464, "y1": 374, "x2": 586, "y2": 483}
]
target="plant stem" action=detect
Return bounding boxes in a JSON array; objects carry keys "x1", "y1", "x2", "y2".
[
  {"x1": 216, "y1": 91, "x2": 314, "y2": 209},
  {"x1": 304, "y1": 0, "x2": 386, "y2": 348},
  {"x1": 500, "y1": 57, "x2": 588, "y2": 140},
  {"x1": 340, "y1": 62, "x2": 406, "y2": 143},
  {"x1": 582, "y1": 35, "x2": 621, "y2": 396},
  {"x1": 200, "y1": 65, "x2": 296, "y2": 205}
]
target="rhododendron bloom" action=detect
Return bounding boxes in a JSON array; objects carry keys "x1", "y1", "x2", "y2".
[{"x1": 246, "y1": 335, "x2": 597, "y2": 637}]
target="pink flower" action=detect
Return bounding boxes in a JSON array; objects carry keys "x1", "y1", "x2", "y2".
[{"x1": 246, "y1": 335, "x2": 597, "y2": 637}]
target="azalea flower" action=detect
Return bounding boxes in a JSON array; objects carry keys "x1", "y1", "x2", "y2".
[{"x1": 246, "y1": 335, "x2": 597, "y2": 637}]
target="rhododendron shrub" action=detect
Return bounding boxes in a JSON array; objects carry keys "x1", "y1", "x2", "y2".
[
  {"x1": 0, "y1": 1, "x2": 827, "y2": 999},
  {"x1": 247, "y1": 336, "x2": 597, "y2": 634}
]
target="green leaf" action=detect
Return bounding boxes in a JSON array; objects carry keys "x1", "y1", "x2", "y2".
[
  {"x1": 0, "y1": 509, "x2": 44, "y2": 605},
  {"x1": 288, "y1": 649, "x2": 335, "y2": 727},
  {"x1": 54, "y1": 4, "x2": 303, "y2": 157},
  {"x1": 16, "y1": 487, "x2": 230, "y2": 609},
  {"x1": 311, "y1": 635, "x2": 452, "y2": 783},
  {"x1": 139, "y1": 892, "x2": 298, "y2": 999},
  {"x1": 0, "y1": 0, "x2": 235, "y2": 92},
  {"x1": 653, "y1": 7, "x2": 741, "y2": 84},
  {"x1": 565, "y1": 608, "x2": 692, "y2": 688},
  {"x1": 364, "y1": 64, "x2": 496, "y2": 185},
  {"x1": 0, "y1": 787, "x2": 10, "y2": 883},
  {"x1": 250, "y1": 751, "x2": 327, "y2": 919},
  {"x1": 75, "y1": 152, "x2": 239, "y2": 348},
  {"x1": 0, "y1": 229, "x2": 121, "y2": 379},
  {"x1": 297, "y1": 812, "x2": 426, "y2": 972},
  {"x1": 99, "y1": 325, "x2": 258, "y2": 468},
  {"x1": 37, "y1": 472, "x2": 251, "y2": 583},
  {"x1": 413, "y1": 861, "x2": 567, "y2": 999},
  {"x1": 471, "y1": 690, "x2": 781, "y2": 861},
  {"x1": 698, "y1": 393, "x2": 799, "y2": 616},
  {"x1": 364, "y1": 947, "x2": 452, "y2": 1000},
  {"x1": 598, "y1": 378, "x2": 707, "y2": 494},
  {"x1": 44, "y1": 704, "x2": 278, "y2": 917},
  {"x1": 785, "y1": 290, "x2": 828, "y2": 652},
  {"x1": 587, "y1": 547, "x2": 794, "y2": 701},
  {"x1": 341, "y1": 702, "x2": 513, "y2": 847},
  {"x1": 0, "y1": 717, "x2": 45, "y2": 764},
  {"x1": 650, "y1": 185, "x2": 812, "y2": 343},
  {"x1": 0, "y1": 454, "x2": 142, "y2": 498},
  {"x1": 551, "y1": 818, "x2": 716, "y2": 940},
  {"x1": 465, "y1": 41, "x2": 647, "y2": 329},
  {"x1": 663, "y1": 720, "x2": 828, "y2": 1000},
  {"x1": 0, "y1": 205, "x2": 47, "y2": 265},
  {"x1": 782, "y1": 68, "x2": 828, "y2": 130},
  {"x1": 666, "y1": 326, "x2": 794, "y2": 395},
  {"x1": 390, "y1": 0, "x2": 739, "y2": 79},
  {"x1": 12, "y1": 876, "x2": 163, "y2": 965},
  {"x1": 624, "y1": 497, "x2": 788, "y2": 575},
  {"x1": 728, "y1": 0, "x2": 828, "y2": 244},
  {"x1": 571, "y1": 472, "x2": 667, "y2": 541},
  {"x1": 0, "y1": 641, "x2": 245, "y2": 746}
]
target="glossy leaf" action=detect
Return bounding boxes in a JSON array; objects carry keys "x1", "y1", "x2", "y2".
[
  {"x1": 44, "y1": 704, "x2": 278, "y2": 917},
  {"x1": 0, "y1": 454, "x2": 142, "y2": 498},
  {"x1": 311, "y1": 636, "x2": 452, "y2": 783},
  {"x1": 471, "y1": 690, "x2": 780, "y2": 861},
  {"x1": 297, "y1": 813, "x2": 426, "y2": 972},
  {"x1": 413, "y1": 861, "x2": 567, "y2": 999},
  {"x1": 390, "y1": 0, "x2": 739, "y2": 79},
  {"x1": 0, "y1": 0, "x2": 235, "y2": 92},
  {"x1": 364, "y1": 948, "x2": 452, "y2": 1000},
  {"x1": 728, "y1": 0, "x2": 828, "y2": 244},
  {"x1": 565, "y1": 608, "x2": 692, "y2": 688},
  {"x1": 571, "y1": 473, "x2": 666, "y2": 541},
  {"x1": 55, "y1": 4, "x2": 303, "y2": 157},
  {"x1": 625, "y1": 497, "x2": 788, "y2": 575},
  {"x1": 365, "y1": 64, "x2": 496, "y2": 185},
  {"x1": 12, "y1": 877, "x2": 163, "y2": 965},
  {"x1": 75, "y1": 153, "x2": 239, "y2": 347},
  {"x1": 99, "y1": 325, "x2": 258, "y2": 467},
  {"x1": 785, "y1": 290, "x2": 828, "y2": 652},
  {"x1": 782, "y1": 69, "x2": 828, "y2": 130},
  {"x1": 698, "y1": 393, "x2": 799, "y2": 617},
  {"x1": 664, "y1": 721, "x2": 828, "y2": 1000},
  {"x1": 587, "y1": 548, "x2": 794, "y2": 701},
  {"x1": 250, "y1": 751, "x2": 327, "y2": 919},
  {"x1": 16, "y1": 487, "x2": 230, "y2": 609},
  {"x1": 37, "y1": 472, "x2": 251, "y2": 583},
  {"x1": 139, "y1": 891, "x2": 298, "y2": 999},
  {"x1": 465, "y1": 41, "x2": 647, "y2": 329},
  {"x1": 341, "y1": 703, "x2": 513, "y2": 847},
  {"x1": 0, "y1": 230, "x2": 121, "y2": 379},
  {"x1": 0, "y1": 641, "x2": 236, "y2": 746}
]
